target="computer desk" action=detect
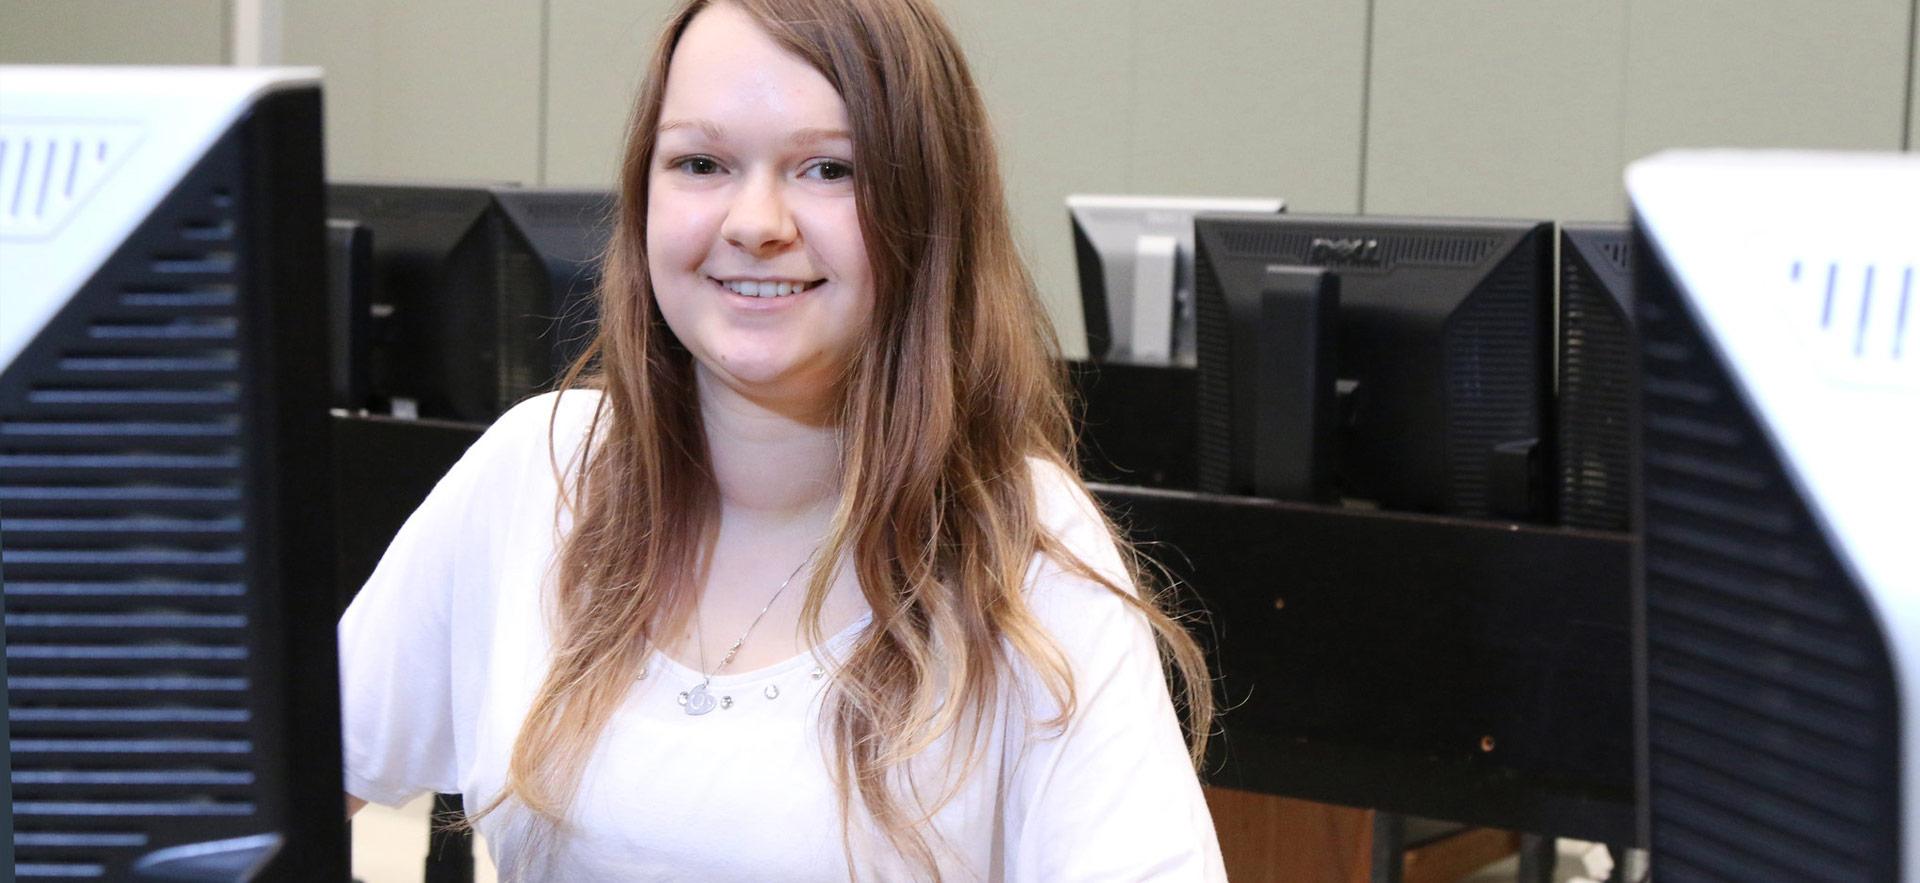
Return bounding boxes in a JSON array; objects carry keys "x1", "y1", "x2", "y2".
[
  {"x1": 1073, "y1": 358, "x2": 1638, "y2": 883},
  {"x1": 1097, "y1": 481, "x2": 1637, "y2": 847}
]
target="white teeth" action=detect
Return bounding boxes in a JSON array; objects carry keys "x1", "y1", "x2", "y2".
[{"x1": 719, "y1": 279, "x2": 818, "y2": 298}]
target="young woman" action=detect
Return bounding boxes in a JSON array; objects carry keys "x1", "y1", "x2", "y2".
[{"x1": 339, "y1": 0, "x2": 1224, "y2": 878}]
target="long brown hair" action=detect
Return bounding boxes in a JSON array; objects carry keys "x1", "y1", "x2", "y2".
[{"x1": 471, "y1": 0, "x2": 1214, "y2": 875}]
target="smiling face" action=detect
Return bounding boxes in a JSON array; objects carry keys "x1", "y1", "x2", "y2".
[{"x1": 646, "y1": 2, "x2": 874, "y2": 418}]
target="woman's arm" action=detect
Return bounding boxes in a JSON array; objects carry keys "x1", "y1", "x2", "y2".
[
  {"x1": 1002, "y1": 464, "x2": 1227, "y2": 879},
  {"x1": 1001, "y1": 577, "x2": 1227, "y2": 880},
  {"x1": 347, "y1": 794, "x2": 367, "y2": 819}
]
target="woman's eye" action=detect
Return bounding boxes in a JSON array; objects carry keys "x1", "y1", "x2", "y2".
[
  {"x1": 806, "y1": 160, "x2": 854, "y2": 182},
  {"x1": 677, "y1": 156, "x2": 721, "y2": 175}
]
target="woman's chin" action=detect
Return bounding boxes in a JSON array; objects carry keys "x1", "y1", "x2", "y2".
[{"x1": 698, "y1": 356, "x2": 837, "y2": 409}]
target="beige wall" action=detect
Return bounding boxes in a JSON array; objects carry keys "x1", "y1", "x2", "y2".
[
  {"x1": 1621, "y1": 0, "x2": 1912, "y2": 156},
  {"x1": 0, "y1": 0, "x2": 229, "y2": 65},
  {"x1": 544, "y1": 1, "x2": 680, "y2": 187},
  {"x1": 6, "y1": 0, "x2": 1917, "y2": 355},
  {"x1": 281, "y1": 1, "x2": 545, "y2": 186},
  {"x1": 1366, "y1": 0, "x2": 1914, "y2": 224},
  {"x1": 1365, "y1": 0, "x2": 1631, "y2": 223}
]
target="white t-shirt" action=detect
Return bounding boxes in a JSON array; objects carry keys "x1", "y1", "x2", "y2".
[{"x1": 338, "y1": 390, "x2": 1227, "y2": 881}]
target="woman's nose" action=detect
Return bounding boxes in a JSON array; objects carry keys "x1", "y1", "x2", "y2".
[{"x1": 721, "y1": 172, "x2": 798, "y2": 255}]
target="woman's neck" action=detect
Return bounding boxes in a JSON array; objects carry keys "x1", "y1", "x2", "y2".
[{"x1": 695, "y1": 368, "x2": 842, "y2": 520}]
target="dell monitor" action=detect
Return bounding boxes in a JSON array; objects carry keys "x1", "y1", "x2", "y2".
[
  {"x1": 1068, "y1": 194, "x2": 1283, "y2": 364},
  {"x1": 0, "y1": 66, "x2": 346, "y2": 880},
  {"x1": 1557, "y1": 223, "x2": 1634, "y2": 531},
  {"x1": 1194, "y1": 214, "x2": 1554, "y2": 520},
  {"x1": 1630, "y1": 151, "x2": 1918, "y2": 881},
  {"x1": 1190, "y1": 265, "x2": 1339, "y2": 502}
]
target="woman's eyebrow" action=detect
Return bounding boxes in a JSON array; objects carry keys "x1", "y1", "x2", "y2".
[
  {"x1": 657, "y1": 120, "x2": 849, "y2": 149},
  {"x1": 657, "y1": 118, "x2": 725, "y2": 141},
  {"x1": 787, "y1": 127, "x2": 853, "y2": 147}
]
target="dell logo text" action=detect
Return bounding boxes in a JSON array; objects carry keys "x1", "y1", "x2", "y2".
[{"x1": 1309, "y1": 237, "x2": 1383, "y2": 266}]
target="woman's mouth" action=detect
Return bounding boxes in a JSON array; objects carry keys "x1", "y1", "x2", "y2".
[{"x1": 710, "y1": 277, "x2": 827, "y2": 298}]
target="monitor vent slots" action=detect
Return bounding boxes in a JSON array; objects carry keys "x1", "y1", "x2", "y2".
[
  {"x1": 1217, "y1": 229, "x2": 1314, "y2": 262},
  {"x1": 1558, "y1": 247, "x2": 1632, "y2": 530},
  {"x1": 1385, "y1": 234, "x2": 1498, "y2": 268},
  {"x1": 1215, "y1": 225, "x2": 1497, "y2": 270},
  {"x1": 1637, "y1": 261, "x2": 1900, "y2": 882},
  {"x1": 0, "y1": 124, "x2": 142, "y2": 238},
  {"x1": 1596, "y1": 240, "x2": 1630, "y2": 273},
  {"x1": 3, "y1": 161, "x2": 261, "y2": 878},
  {"x1": 491, "y1": 223, "x2": 562, "y2": 405},
  {"x1": 1193, "y1": 241, "x2": 1232, "y2": 494},
  {"x1": 1787, "y1": 258, "x2": 1915, "y2": 378},
  {"x1": 1443, "y1": 245, "x2": 1541, "y2": 517}
]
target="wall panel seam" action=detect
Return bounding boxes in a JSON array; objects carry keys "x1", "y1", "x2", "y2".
[
  {"x1": 1357, "y1": 0, "x2": 1376, "y2": 213},
  {"x1": 220, "y1": 0, "x2": 234, "y2": 66},
  {"x1": 1904, "y1": 0, "x2": 1917, "y2": 150},
  {"x1": 538, "y1": 0, "x2": 553, "y2": 185},
  {"x1": 1617, "y1": 0, "x2": 1634, "y2": 174},
  {"x1": 1125, "y1": 0, "x2": 1139, "y2": 189}
]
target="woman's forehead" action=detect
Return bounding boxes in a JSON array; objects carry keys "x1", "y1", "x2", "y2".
[{"x1": 659, "y1": 4, "x2": 851, "y2": 137}]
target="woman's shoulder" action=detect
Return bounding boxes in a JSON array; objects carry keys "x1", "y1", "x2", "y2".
[
  {"x1": 1021, "y1": 455, "x2": 1135, "y2": 606},
  {"x1": 476, "y1": 388, "x2": 608, "y2": 463},
  {"x1": 421, "y1": 389, "x2": 607, "y2": 508},
  {"x1": 1024, "y1": 455, "x2": 1096, "y2": 535},
  {"x1": 494, "y1": 387, "x2": 606, "y2": 437}
]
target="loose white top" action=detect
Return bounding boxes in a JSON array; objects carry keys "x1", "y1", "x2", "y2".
[{"x1": 338, "y1": 390, "x2": 1226, "y2": 880}]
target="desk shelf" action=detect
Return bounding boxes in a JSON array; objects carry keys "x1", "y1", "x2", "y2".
[{"x1": 1096, "y1": 484, "x2": 1636, "y2": 844}]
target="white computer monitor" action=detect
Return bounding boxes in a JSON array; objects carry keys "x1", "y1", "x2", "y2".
[
  {"x1": 1067, "y1": 193, "x2": 1283, "y2": 364},
  {"x1": 1628, "y1": 149, "x2": 1918, "y2": 881},
  {"x1": 0, "y1": 65, "x2": 347, "y2": 881}
]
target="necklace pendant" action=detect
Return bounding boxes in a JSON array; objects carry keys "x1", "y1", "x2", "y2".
[{"x1": 683, "y1": 683, "x2": 717, "y2": 716}]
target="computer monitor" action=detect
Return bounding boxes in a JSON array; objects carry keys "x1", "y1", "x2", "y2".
[
  {"x1": 1557, "y1": 223, "x2": 1633, "y2": 531},
  {"x1": 488, "y1": 187, "x2": 614, "y2": 384},
  {"x1": 1068, "y1": 194, "x2": 1284, "y2": 364},
  {"x1": 0, "y1": 66, "x2": 346, "y2": 880},
  {"x1": 1189, "y1": 265, "x2": 1339, "y2": 502},
  {"x1": 325, "y1": 220, "x2": 373, "y2": 413},
  {"x1": 324, "y1": 183, "x2": 498, "y2": 421},
  {"x1": 1629, "y1": 151, "x2": 1917, "y2": 882},
  {"x1": 326, "y1": 184, "x2": 613, "y2": 422},
  {"x1": 1194, "y1": 214, "x2": 1554, "y2": 519}
]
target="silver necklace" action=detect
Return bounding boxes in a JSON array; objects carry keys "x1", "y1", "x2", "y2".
[{"x1": 676, "y1": 550, "x2": 818, "y2": 716}]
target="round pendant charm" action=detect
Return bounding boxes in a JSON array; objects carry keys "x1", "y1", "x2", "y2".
[{"x1": 683, "y1": 683, "x2": 717, "y2": 716}]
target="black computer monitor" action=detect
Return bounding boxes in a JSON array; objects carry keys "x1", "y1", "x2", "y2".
[
  {"x1": 325, "y1": 184, "x2": 498, "y2": 421},
  {"x1": 325, "y1": 220, "x2": 373, "y2": 413},
  {"x1": 326, "y1": 184, "x2": 613, "y2": 423},
  {"x1": 0, "y1": 67, "x2": 346, "y2": 880},
  {"x1": 1194, "y1": 214, "x2": 1554, "y2": 519},
  {"x1": 489, "y1": 187, "x2": 615, "y2": 384},
  {"x1": 1557, "y1": 223, "x2": 1633, "y2": 531},
  {"x1": 1188, "y1": 265, "x2": 1340, "y2": 502}
]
